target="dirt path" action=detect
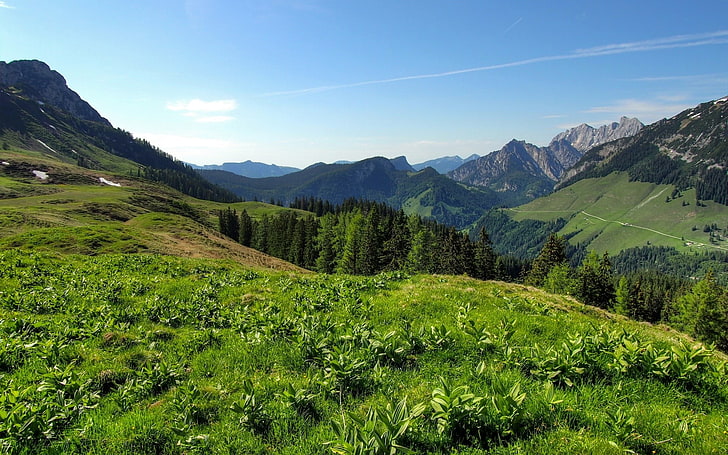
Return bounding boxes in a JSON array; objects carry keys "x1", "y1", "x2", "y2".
[{"x1": 579, "y1": 211, "x2": 728, "y2": 252}]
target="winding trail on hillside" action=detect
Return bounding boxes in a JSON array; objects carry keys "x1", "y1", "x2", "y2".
[
  {"x1": 507, "y1": 207, "x2": 728, "y2": 252},
  {"x1": 579, "y1": 211, "x2": 728, "y2": 252}
]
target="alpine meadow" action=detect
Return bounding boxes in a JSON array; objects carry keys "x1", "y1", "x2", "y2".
[{"x1": 2, "y1": 9, "x2": 728, "y2": 453}]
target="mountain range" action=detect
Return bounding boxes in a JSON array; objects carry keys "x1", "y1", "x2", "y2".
[
  {"x1": 2, "y1": 58, "x2": 727, "y2": 257},
  {"x1": 192, "y1": 154, "x2": 477, "y2": 179},
  {"x1": 448, "y1": 117, "x2": 643, "y2": 205},
  {"x1": 198, "y1": 157, "x2": 500, "y2": 228}
]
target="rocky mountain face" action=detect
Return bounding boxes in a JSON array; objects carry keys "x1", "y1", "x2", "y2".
[
  {"x1": 551, "y1": 116, "x2": 644, "y2": 153},
  {"x1": 0, "y1": 59, "x2": 110, "y2": 125},
  {"x1": 559, "y1": 96, "x2": 728, "y2": 205},
  {"x1": 447, "y1": 117, "x2": 643, "y2": 204}
]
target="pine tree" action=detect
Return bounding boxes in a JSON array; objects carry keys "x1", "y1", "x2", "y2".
[
  {"x1": 526, "y1": 233, "x2": 567, "y2": 286},
  {"x1": 674, "y1": 270, "x2": 727, "y2": 349},
  {"x1": 473, "y1": 227, "x2": 497, "y2": 280},
  {"x1": 239, "y1": 209, "x2": 253, "y2": 246},
  {"x1": 575, "y1": 252, "x2": 615, "y2": 309}
]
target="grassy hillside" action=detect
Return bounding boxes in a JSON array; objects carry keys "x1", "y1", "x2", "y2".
[
  {"x1": 1, "y1": 250, "x2": 726, "y2": 454},
  {"x1": 2, "y1": 147, "x2": 727, "y2": 454},
  {"x1": 507, "y1": 172, "x2": 728, "y2": 254},
  {"x1": 0, "y1": 147, "x2": 305, "y2": 271}
]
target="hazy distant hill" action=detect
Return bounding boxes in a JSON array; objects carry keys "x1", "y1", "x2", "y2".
[
  {"x1": 448, "y1": 117, "x2": 643, "y2": 205},
  {"x1": 199, "y1": 156, "x2": 501, "y2": 228},
  {"x1": 412, "y1": 154, "x2": 480, "y2": 173},
  {"x1": 191, "y1": 160, "x2": 300, "y2": 178}
]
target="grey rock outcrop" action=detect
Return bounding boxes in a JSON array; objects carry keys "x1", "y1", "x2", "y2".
[
  {"x1": 551, "y1": 117, "x2": 643, "y2": 153},
  {"x1": 0, "y1": 60, "x2": 110, "y2": 125},
  {"x1": 447, "y1": 117, "x2": 643, "y2": 202}
]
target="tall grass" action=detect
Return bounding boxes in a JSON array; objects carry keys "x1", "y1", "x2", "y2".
[{"x1": 0, "y1": 250, "x2": 725, "y2": 454}]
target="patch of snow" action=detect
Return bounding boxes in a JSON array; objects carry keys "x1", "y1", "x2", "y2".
[
  {"x1": 35, "y1": 139, "x2": 59, "y2": 155},
  {"x1": 99, "y1": 177, "x2": 121, "y2": 187},
  {"x1": 715, "y1": 97, "x2": 728, "y2": 104},
  {"x1": 48, "y1": 124, "x2": 56, "y2": 130},
  {"x1": 1, "y1": 161, "x2": 9, "y2": 166},
  {"x1": 32, "y1": 170, "x2": 49, "y2": 180},
  {"x1": 37, "y1": 100, "x2": 45, "y2": 105}
]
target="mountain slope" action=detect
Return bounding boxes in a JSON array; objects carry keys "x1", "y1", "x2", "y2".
[
  {"x1": 3, "y1": 249, "x2": 727, "y2": 454},
  {"x1": 199, "y1": 156, "x2": 501, "y2": 228},
  {"x1": 560, "y1": 96, "x2": 728, "y2": 205},
  {"x1": 0, "y1": 147, "x2": 304, "y2": 271},
  {"x1": 448, "y1": 117, "x2": 643, "y2": 205},
  {"x1": 0, "y1": 60, "x2": 110, "y2": 125},
  {"x1": 0, "y1": 59, "x2": 238, "y2": 203},
  {"x1": 474, "y1": 96, "x2": 728, "y2": 265}
]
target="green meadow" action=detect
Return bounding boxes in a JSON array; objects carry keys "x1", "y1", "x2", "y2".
[
  {"x1": 508, "y1": 173, "x2": 728, "y2": 254},
  {"x1": 1, "y1": 251, "x2": 726, "y2": 454}
]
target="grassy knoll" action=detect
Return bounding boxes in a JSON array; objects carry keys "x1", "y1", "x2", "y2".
[
  {"x1": 0, "y1": 148, "x2": 307, "y2": 271},
  {"x1": 1, "y1": 250, "x2": 726, "y2": 454},
  {"x1": 508, "y1": 172, "x2": 728, "y2": 253}
]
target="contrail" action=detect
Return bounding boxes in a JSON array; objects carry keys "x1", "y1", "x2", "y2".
[
  {"x1": 503, "y1": 17, "x2": 523, "y2": 35},
  {"x1": 262, "y1": 30, "x2": 728, "y2": 97}
]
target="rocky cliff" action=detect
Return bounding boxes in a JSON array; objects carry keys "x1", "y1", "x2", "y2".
[
  {"x1": 0, "y1": 59, "x2": 110, "y2": 125},
  {"x1": 447, "y1": 117, "x2": 643, "y2": 204}
]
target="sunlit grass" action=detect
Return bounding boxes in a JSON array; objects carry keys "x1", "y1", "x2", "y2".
[{"x1": 0, "y1": 250, "x2": 725, "y2": 454}]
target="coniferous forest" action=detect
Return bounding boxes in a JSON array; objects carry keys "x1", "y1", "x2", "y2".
[{"x1": 218, "y1": 198, "x2": 728, "y2": 351}]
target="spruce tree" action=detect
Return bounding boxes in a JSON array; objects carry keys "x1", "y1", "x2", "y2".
[
  {"x1": 526, "y1": 233, "x2": 567, "y2": 286},
  {"x1": 473, "y1": 227, "x2": 497, "y2": 280},
  {"x1": 576, "y1": 252, "x2": 615, "y2": 309},
  {"x1": 675, "y1": 270, "x2": 727, "y2": 349},
  {"x1": 239, "y1": 209, "x2": 253, "y2": 247},
  {"x1": 315, "y1": 213, "x2": 338, "y2": 273}
]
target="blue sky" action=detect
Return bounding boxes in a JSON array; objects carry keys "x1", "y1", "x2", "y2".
[{"x1": 2, "y1": 1, "x2": 727, "y2": 168}]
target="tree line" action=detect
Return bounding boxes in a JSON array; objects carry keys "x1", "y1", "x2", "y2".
[
  {"x1": 525, "y1": 233, "x2": 728, "y2": 351},
  {"x1": 219, "y1": 201, "x2": 728, "y2": 351},
  {"x1": 219, "y1": 199, "x2": 524, "y2": 281}
]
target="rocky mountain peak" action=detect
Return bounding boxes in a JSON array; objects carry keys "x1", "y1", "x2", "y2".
[
  {"x1": 551, "y1": 117, "x2": 643, "y2": 153},
  {"x1": 0, "y1": 59, "x2": 110, "y2": 125}
]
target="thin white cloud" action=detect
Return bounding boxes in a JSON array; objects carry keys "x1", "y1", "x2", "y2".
[
  {"x1": 167, "y1": 98, "x2": 237, "y2": 123},
  {"x1": 584, "y1": 98, "x2": 694, "y2": 122},
  {"x1": 195, "y1": 115, "x2": 236, "y2": 123},
  {"x1": 167, "y1": 99, "x2": 237, "y2": 113},
  {"x1": 504, "y1": 17, "x2": 523, "y2": 35},
  {"x1": 263, "y1": 30, "x2": 728, "y2": 97},
  {"x1": 0, "y1": 1, "x2": 14, "y2": 8}
]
